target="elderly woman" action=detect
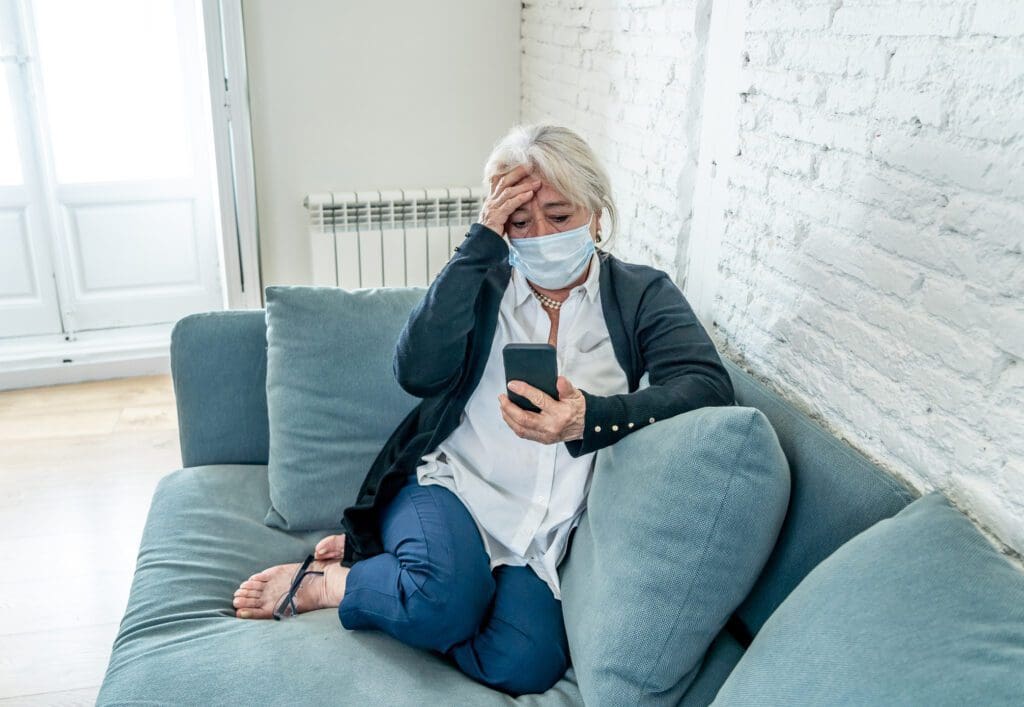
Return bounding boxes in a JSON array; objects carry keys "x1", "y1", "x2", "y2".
[{"x1": 231, "y1": 124, "x2": 734, "y2": 696}]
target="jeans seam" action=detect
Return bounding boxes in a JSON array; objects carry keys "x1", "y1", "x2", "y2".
[
  {"x1": 404, "y1": 484, "x2": 457, "y2": 593},
  {"x1": 339, "y1": 588, "x2": 414, "y2": 626},
  {"x1": 487, "y1": 614, "x2": 534, "y2": 644}
]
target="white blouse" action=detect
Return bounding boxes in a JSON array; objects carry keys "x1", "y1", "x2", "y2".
[{"x1": 415, "y1": 251, "x2": 630, "y2": 600}]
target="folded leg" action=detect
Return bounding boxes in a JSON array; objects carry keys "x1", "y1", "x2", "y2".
[
  {"x1": 338, "y1": 475, "x2": 496, "y2": 653},
  {"x1": 444, "y1": 564, "x2": 571, "y2": 697}
]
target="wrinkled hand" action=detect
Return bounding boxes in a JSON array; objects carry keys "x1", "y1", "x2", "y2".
[
  {"x1": 479, "y1": 165, "x2": 543, "y2": 237},
  {"x1": 498, "y1": 376, "x2": 586, "y2": 444}
]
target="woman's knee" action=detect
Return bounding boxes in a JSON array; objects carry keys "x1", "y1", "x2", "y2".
[
  {"x1": 380, "y1": 482, "x2": 496, "y2": 648},
  {"x1": 404, "y1": 573, "x2": 494, "y2": 649},
  {"x1": 474, "y1": 635, "x2": 571, "y2": 697}
]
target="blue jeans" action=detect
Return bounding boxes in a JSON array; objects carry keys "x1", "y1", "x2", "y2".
[{"x1": 337, "y1": 473, "x2": 571, "y2": 696}]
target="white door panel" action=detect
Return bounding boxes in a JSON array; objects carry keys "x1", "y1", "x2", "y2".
[
  {"x1": 51, "y1": 180, "x2": 222, "y2": 331},
  {"x1": 0, "y1": 0, "x2": 224, "y2": 341},
  {"x1": 0, "y1": 201, "x2": 63, "y2": 337},
  {"x1": 0, "y1": 5, "x2": 62, "y2": 340}
]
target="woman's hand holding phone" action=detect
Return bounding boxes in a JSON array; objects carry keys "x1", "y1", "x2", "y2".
[
  {"x1": 479, "y1": 165, "x2": 543, "y2": 238},
  {"x1": 498, "y1": 376, "x2": 586, "y2": 444}
]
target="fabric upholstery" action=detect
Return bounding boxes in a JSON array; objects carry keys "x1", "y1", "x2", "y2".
[
  {"x1": 96, "y1": 465, "x2": 586, "y2": 706},
  {"x1": 170, "y1": 311, "x2": 270, "y2": 467},
  {"x1": 148, "y1": 303, "x2": 954, "y2": 706},
  {"x1": 680, "y1": 628, "x2": 748, "y2": 707},
  {"x1": 263, "y1": 286, "x2": 425, "y2": 530},
  {"x1": 722, "y1": 359, "x2": 916, "y2": 636},
  {"x1": 712, "y1": 490, "x2": 1024, "y2": 705},
  {"x1": 558, "y1": 405, "x2": 791, "y2": 706}
]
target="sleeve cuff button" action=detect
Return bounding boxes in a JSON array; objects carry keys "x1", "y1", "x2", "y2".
[
  {"x1": 628, "y1": 422, "x2": 635, "y2": 428},
  {"x1": 594, "y1": 425, "x2": 602, "y2": 432},
  {"x1": 649, "y1": 417, "x2": 656, "y2": 423},
  {"x1": 611, "y1": 425, "x2": 619, "y2": 431}
]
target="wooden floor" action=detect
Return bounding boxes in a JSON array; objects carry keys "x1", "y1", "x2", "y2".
[{"x1": 0, "y1": 375, "x2": 181, "y2": 704}]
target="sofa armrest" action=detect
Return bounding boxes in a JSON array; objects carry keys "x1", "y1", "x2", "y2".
[{"x1": 170, "y1": 310, "x2": 269, "y2": 467}]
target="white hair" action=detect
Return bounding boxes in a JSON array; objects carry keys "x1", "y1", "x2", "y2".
[{"x1": 481, "y1": 123, "x2": 619, "y2": 250}]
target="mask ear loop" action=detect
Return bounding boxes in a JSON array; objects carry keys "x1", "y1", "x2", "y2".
[{"x1": 588, "y1": 208, "x2": 603, "y2": 248}]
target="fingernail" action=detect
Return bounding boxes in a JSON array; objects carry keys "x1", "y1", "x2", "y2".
[
  {"x1": 508, "y1": 381, "x2": 519, "y2": 391},
  {"x1": 240, "y1": 610, "x2": 251, "y2": 618}
]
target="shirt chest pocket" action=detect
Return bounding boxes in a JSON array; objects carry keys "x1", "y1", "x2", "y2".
[{"x1": 574, "y1": 329, "x2": 608, "y2": 354}]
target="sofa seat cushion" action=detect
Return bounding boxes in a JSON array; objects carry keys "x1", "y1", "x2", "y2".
[
  {"x1": 97, "y1": 465, "x2": 589, "y2": 705},
  {"x1": 711, "y1": 490, "x2": 1024, "y2": 705}
]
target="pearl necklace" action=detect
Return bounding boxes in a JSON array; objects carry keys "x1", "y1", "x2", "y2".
[{"x1": 528, "y1": 283, "x2": 565, "y2": 310}]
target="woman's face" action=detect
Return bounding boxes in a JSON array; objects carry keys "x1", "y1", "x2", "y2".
[{"x1": 506, "y1": 179, "x2": 597, "y2": 241}]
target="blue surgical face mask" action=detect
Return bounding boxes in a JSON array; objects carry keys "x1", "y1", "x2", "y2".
[{"x1": 507, "y1": 213, "x2": 596, "y2": 289}]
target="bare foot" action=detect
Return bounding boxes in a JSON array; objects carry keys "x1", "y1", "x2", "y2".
[
  {"x1": 313, "y1": 533, "x2": 346, "y2": 561},
  {"x1": 233, "y1": 538, "x2": 349, "y2": 619}
]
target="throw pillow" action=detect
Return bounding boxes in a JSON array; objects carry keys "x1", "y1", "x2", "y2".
[
  {"x1": 263, "y1": 285, "x2": 425, "y2": 530},
  {"x1": 711, "y1": 490, "x2": 1024, "y2": 705},
  {"x1": 559, "y1": 405, "x2": 791, "y2": 706}
]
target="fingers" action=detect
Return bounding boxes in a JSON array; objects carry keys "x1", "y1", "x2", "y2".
[
  {"x1": 498, "y1": 393, "x2": 540, "y2": 433},
  {"x1": 500, "y1": 401, "x2": 546, "y2": 443},
  {"x1": 498, "y1": 393, "x2": 569, "y2": 445},
  {"x1": 493, "y1": 181, "x2": 540, "y2": 221},
  {"x1": 490, "y1": 164, "x2": 532, "y2": 194},
  {"x1": 555, "y1": 375, "x2": 578, "y2": 398},
  {"x1": 507, "y1": 380, "x2": 552, "y2": 410},
  {"x1": 481, "y1": 166, "x2": 543, "y2": 234},
  {"x1": 490, "y1": 167, "x2": 536, "y2": 206}
]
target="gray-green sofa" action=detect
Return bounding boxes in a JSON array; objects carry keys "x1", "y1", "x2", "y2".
[{"x1": 97, "y1": 287, "x2": 1024, "y2": 706}]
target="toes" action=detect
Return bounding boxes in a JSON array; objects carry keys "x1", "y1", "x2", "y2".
[
  {"x1": 233, "y1": 596, "x2": 263, "y2": 609},
  {"x1": 239, "y1": 580, "x2": 264, "y2": 590},
  {"x1": 315, "y1": 533, "x2": 345, "y2": 550},
  {"x1": 315, "y1": 533, "x2": 346, "y2": 559}
]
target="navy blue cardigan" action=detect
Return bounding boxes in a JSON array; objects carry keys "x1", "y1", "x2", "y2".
[{"x1": 339, "y1": 222, "x2": 735, "y2": 567}]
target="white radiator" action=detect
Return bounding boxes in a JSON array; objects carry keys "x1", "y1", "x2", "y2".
[{"x1": 304, "y1": 187, "x2": 486, "y2": 289}]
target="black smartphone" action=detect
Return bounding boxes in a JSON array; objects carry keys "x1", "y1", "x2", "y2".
[{"x1": 502, "y1": 343, "x2": 559, "y2": 413}]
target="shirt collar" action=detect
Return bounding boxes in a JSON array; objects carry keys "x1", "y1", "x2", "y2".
[{"x1": 511, "y1": 250, "x2": 601, "y2": 309}]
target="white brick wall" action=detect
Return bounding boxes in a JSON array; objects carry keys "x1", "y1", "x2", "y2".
[
  {"x1": 522, "y1": 0, "x2": 706, "y2": 274},
  {"x1": 521, "y1": 0, "x2": 1024, "y2": 559}
]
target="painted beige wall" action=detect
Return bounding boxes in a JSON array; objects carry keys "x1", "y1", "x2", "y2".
[{"x1": 241, "y1": 0, "x2": 521, "y2": 286}]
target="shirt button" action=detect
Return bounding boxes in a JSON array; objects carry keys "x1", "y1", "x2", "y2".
[
  {"x1": 536, "y1": 495, "x2": 545, "y2": 502},
  {"x1": 611, "y1": 424, "x2": 619, "y2": 431},
  {"x1": 628, "y1": 422, "x2": 635, "y2": 428},
  {"x1": 594, "y1": 425, "x2": 601, "y2": 432},
  {"x1": 649, "y1": 417, "x2": 656, "y2": 423}
]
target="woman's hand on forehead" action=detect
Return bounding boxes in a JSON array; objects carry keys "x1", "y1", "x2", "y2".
[{"x1": 492, "y1": 164, "x2": 534, "y2": 189}]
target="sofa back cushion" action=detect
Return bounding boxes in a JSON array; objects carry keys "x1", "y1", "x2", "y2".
[
  {"x1": 263, "y1": 285, "x2": 425, "y2": 530},
  {"x1": 559, "y1": 406, "x2": 791, "y2": 706},
  {"x1": 723, "y1": 359, "x2": 916, "y2": 637},
  {"x1": 712, "y1": 490, "x2": 1024, "y2": 705}
]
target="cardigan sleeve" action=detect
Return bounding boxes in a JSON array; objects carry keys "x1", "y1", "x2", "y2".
[
  {"x1": 393, "y1": 222, "x2": 509, "y2": 398},
  {"x1": 563, "y1": 272, "x2": 735, "y2": 457}
]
